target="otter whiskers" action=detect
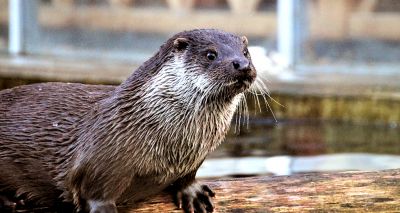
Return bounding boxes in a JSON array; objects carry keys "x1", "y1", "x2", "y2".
[{"x1": 233, "y1": 75, "x2": 284, "y2": 134}]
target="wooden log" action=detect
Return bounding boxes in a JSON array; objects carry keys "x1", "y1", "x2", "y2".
[{"x1": 129, "y1": 169, "x2": 400, "y2": 212}]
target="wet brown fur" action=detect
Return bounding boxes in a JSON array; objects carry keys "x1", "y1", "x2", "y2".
[{"x1": 0, "y1": 29, "x2": 256, "y2": 212}]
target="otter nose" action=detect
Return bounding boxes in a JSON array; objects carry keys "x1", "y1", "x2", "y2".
[{"x1": 232, "y1": 59, "x2": 250, "y2": 72}]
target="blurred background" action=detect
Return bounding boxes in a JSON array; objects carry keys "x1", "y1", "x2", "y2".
[{"x1": 0, "y1": 0, "x2": 399, "y2": 178}]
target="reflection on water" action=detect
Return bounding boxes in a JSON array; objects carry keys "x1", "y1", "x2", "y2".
[
  {"x1": 198, "y1": 154, "x2": 400, "y2": 178},
  {"x1": 201, "y1": 119, "x2": 400, "y2": 178}
]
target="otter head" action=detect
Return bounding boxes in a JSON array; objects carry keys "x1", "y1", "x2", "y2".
[{"x1": 167, "y1": 29, "x2": 257, "y2": 99}]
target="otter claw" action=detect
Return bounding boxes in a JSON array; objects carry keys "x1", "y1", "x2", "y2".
[
  {"x1": 201, "y1": 185, "x2": 215, "y2": 197},
  {"x1": 176, "y1": 184, "x2": 215, "y2": 213}
]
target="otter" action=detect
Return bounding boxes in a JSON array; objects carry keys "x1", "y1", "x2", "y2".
[{"x1": 0, "y1": 29, "x2": 257, "y2": 213}]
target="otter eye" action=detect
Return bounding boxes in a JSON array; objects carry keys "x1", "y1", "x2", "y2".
[
  {"x1": 206, "y1": 51, "x2": 217, "y2": 61},
  {"x1": 243, "y1": 49, "x2": 249, "y2": 57}
]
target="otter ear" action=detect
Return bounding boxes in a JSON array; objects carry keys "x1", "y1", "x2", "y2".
[
  {"x1": 241, "y1": 36, "x2": 248, "y2": 46},
  {"x1": 173, "y1": 37, "x2": 189, "y2": 51}
]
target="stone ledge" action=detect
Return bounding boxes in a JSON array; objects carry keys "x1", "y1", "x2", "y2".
[{"x1": 1, "y1": 55, "x2": 399, "y2": 97}]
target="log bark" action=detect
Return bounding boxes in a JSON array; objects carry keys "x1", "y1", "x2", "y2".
[{"x1": 129, "y1": 169, "x2": 400, "y2": 212}]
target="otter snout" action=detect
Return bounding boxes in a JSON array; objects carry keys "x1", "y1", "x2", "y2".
[
  {"x1": 231, "y1": 57, "x2": 256, "y2": 83},
  {"x1": 226, "y1": 58, "x2": 256, "y2": 91},
  {"x1": 232, "y1": 58, "x2": 250, "y2": 72}
]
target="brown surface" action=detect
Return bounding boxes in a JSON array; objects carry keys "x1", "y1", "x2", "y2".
[
  {"x1": 310, "y1": 0, "x2": 356, "y2": 39},
  {"x1": 350, "y1": 12, "x2": 400, "y2": 40},
  {"x1": 130, "y1": 170, "x2": 400, "y2": 212},
  {"x1": 38, "y1": 6, "x2": 276, "y2": 37},
  {"x1": 2, "y1": 1, "x2": 400, "y2": 40}
]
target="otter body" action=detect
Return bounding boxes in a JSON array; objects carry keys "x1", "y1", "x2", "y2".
[{"x1": 0, "y1": 29, "x2": 256, "y2": 212}]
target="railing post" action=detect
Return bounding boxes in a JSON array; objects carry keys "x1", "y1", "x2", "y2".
[
  {"x1": 9, "y1": 0, "x2": 38, "y2": 55},
  {"x1": 277, "y1": 0, "x2": 308, "y2": 67}
]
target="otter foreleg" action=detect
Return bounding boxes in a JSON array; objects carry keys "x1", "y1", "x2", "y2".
[
  {"x1": 68, "y1": 166, "x2": 124, "y2": 213},
  {"x1": 168, "y1": 172, "x2": 215, "y2": 213}
]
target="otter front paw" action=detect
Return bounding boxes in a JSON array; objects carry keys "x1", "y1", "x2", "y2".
[{"x1": 174, "y1": 183, "x2": 215, "y2": 213}]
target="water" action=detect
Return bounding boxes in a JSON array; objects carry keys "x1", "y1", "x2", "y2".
[
  {"x1": 198, "y1": 154, "x2": 400, "y2": 178},
  {"x1": 200, "y1": 119, "x2": 400, "y2": 178}
]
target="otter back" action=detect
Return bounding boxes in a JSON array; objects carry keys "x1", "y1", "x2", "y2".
[{"x1": 0, "y1": 82, "x2": 115, "y2": 206}]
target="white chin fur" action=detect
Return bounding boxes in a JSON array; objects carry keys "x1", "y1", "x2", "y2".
[
  {"x1": 146, "y1": 56, "x2": 212, "y2": 95},
  {"x1": 223, "y1": 80, "x2": 238, "y2": 87},
  {"x1": 191, "y1": 74, "x2": 210, "y2": 92},
  {"x1": 171, "y1": 56, "x2": 211, "y2": 93}
]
